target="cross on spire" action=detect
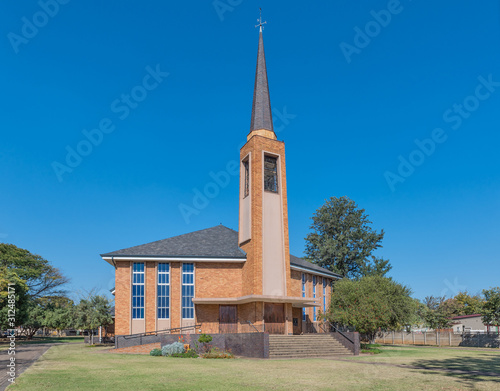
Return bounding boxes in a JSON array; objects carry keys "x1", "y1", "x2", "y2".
[{"x1": 255, "y1": 8, "x2": 267, "y2": 32}]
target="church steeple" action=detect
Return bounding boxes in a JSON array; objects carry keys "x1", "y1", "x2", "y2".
[{"x1": 249, "y1": 11, "x2": 275, "y2": 139}]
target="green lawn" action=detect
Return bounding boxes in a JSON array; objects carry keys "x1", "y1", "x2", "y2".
[
  {"x1": 8, "y1": 344, "x2": 500, "y2": 391},
  {"x1": 0, "y1": 336, "x2": 84, "y2": 351}
]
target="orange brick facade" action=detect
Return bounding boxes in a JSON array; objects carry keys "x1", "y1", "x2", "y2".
[
  {"x1": 114, "y1": 260, "x2": 334, "y2": 336},
  {"x1": 240, "y1": 135, "x2": 291, "y2": 297}
]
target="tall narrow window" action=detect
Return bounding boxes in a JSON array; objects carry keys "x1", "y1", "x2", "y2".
[
  {"x1": 243, "y1": 160, "x2": 250, "y2": 197},
  {"x1": 263, "y1": 155, "x2": 278, "y2": 192},
  {"x1": 132, "y1": 262, "x2": 145, "y2": 319},
  {"x1": 323, "y1": 278, "x2": 327, "y2": 314},
  {"x1": 302, "y1": 273, "x2": 306, "y2": 321},
  {"x1": 313, "y1": 276, "x2": 317, "y2": 321},
  {"x1": 157, "y1": 263, "x2": 170, "y2": 319},
  {"x1": 182, "y1": 263, "x2": 194, "y2": 319}
]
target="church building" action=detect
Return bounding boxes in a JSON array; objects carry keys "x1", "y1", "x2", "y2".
[{"x1": 101, "y1": 24, "x2": 341, "y2": 337}]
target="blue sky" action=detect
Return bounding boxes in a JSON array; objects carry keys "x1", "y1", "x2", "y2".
[{"x1": 1, "y1": 0, "x2": 499, "y2": 302}]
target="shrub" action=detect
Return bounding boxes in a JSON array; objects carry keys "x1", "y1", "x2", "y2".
[
  {"x1": 161, "y1": 342, "x2": 185, "y2": 356},
  {"x1": 202, "y1": 347, "x2": 234, "y2": 359},
  {"x1": 198, "y1": 334, "x2": 212, "y2": 344},
  {"x1": 149, "y1": 348, "x2": 162, "y2": 356},
  {"x1": 170, "y1": 350, "x2": 199, "y2": 358},
  {"x1": 360, "y1": 343, "x2": 383, "y2": 354}
]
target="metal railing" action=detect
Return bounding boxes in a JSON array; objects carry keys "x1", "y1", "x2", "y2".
[
  {"x1": 247, "y1": 320, "x2": 260, "y2": 333},
  {"x1": 123, "y1": 324, "x2": 201, "y2": 339},
  {"x1": 319, "y1": 321, "x2": 354, "y2": 344}
]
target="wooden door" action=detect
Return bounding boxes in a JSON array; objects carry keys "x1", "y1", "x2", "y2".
[
  {"x1": 264, "y1": 303, "x2": 285, "y2": 334},
  {"x1": 219, "y1": 305, "x2": 238, "y2": 333}
]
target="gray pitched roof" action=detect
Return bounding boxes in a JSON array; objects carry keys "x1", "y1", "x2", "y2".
[
  {"x1": 289, "y1": 255, "x2": 342, "y2": 278},
  {"x1": 250, "y1": 30, "x2": 274, "y2": 133},
  {"x1": 101, "y1": 225, "x2": 246, "y2": 259},
  {"x1": 101, "y1": 225, "x2": 339, "y2": 278}
]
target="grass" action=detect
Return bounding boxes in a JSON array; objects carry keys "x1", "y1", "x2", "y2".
[
  {"x1": 360, "y1": 343, "x2": 383, "y2": 354},
  {"x1": 0, "y1": 336, "x2": 84, "y2": 346},
  {"x1": 8, "y1": 343, "x2": 500, "y2": 390}
]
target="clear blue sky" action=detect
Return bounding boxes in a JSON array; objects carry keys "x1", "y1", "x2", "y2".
[{"x1": 1, "y1": 1, "x2": 499, "y2": 302}]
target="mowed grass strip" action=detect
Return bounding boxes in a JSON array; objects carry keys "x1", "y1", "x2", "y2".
[{"x1": 8, "y1": 344, "x2": 500, "y2": 391}]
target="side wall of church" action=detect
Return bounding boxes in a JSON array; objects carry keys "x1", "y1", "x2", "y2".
[{"x1": 114, "y1": 261, "x2": 243, "y2": 335}]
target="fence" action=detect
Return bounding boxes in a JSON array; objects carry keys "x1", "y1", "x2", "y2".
[{"x1": 375, "y1": 331, "x2": 500, "y2": 348}]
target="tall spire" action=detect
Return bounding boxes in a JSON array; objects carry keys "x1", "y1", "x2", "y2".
[{"x1": 250, "y1": 10, "x2": 274, "y2": 134}]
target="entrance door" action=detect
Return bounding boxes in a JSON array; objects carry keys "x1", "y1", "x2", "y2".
[
  {"x1": 264, "y1": 303, "x2": 285, "y2": 334},
  {"x1": 219, "y1": 305, "x2": 238, "y2": 333}
]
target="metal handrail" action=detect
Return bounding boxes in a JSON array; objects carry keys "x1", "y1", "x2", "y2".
[
  {"x1": 247, "y1": 320, "x2": 260, "y2": 333},
  {"x1": 123, "y1": 324, "x2": 202, "y2": 339},
  {"x1": 320, "y1": 321, "x2": 354, "y2": 345}
]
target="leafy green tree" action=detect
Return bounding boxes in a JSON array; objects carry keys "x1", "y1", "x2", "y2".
[
  {"x1": 43, "y1": 297, "x2": 75, "y2": 336},
  {"x1": 22, "y1": 302, "x2": 47, "y2": 339},
  {"x1": 74, "y1": 293, "x2": 113, "y2": 344},
  {"x1": 0, "y1": 243, "x2": 69, "y2": 299},
  {"x1": 422, "y1": 296, "x2": 451, "y2": 329},
  {"x1": 305, "y1": 197, "x2": 391, "y2": 279},
  {"x1": 454, "y1": 291, "x2": 484, "y2": 315},
  {"x1": 481, "y1": 287, "x2": 500, "y2": 328},
  {"x1": 0, "y1": 267, "x2": 30, "y2": 329},
  {"x1": 327, "y1": 276, "x2": 415, "y2": 342}
]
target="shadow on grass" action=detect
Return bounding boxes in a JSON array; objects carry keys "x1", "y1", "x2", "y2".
[{"x1": 412, "y1": 354, "x2": 500, "y2": 386}]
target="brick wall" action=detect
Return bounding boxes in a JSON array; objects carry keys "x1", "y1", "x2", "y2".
[
  {"x1": 115, "y1": 261, "x2": 131, "y2": 335},
  {"x1": 145, "y1": 262, "x2": 156, "y2": 332},
  {"x1": 196, "y1": 262, "x2": 243, "y2": 298}
]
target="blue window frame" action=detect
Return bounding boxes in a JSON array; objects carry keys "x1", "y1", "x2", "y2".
[
  {"x1": 132, "y1": 262, "x2": 145, "y2": 319},
  {"x1": 302, "y1": 273, "x2": 306, "y2": 321},
  {"x1": 182, "y1": 263, "x2": 194, "y2": 319},
  {"x1": 323, "y1": 278, "x2": 327, "y2": 314},
  {"x1": 157, "y1": 263, "x2": 170, "y2": 319},
  {"x1": 313, "y1": 276, "x2": 317, "y2": 321}
]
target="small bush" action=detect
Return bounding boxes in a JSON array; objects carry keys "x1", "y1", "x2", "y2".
[
  {"x1": 198, "y1": 334, "x2": 212, "y2": 344},
  {"x1": 202, "y1": 347, "x2": 234, "y2": 359},
  {"x1": 361, "y1": 343, "x2": 383, "y2": 354},
  {"x1": 150, "y1": 348, "x2": 162, "y2": 356},
  {"x1": 161, "y1": 342, "x2": 185, "y2": 356},
  {"x1": 170, "y1": 350, "x2": 199, "y2": 358}
]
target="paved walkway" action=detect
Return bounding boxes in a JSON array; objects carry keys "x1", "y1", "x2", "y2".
[{"x1": 0, "y1": 343, "x2": 53, "y2": 391}]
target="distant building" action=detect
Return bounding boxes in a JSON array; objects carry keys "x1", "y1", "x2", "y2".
[{"x1": 451, "y1": 314, "x2": 499, "y2": 333}]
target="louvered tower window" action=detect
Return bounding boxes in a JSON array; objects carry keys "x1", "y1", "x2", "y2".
[
  {"x1": 264, "y1": 155, "x2": 278, "y2": 192},
  {"x1": 243, "y1": 160, "x2": 250, "y2": 197}
]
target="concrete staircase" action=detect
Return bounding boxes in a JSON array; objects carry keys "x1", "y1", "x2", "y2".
[{"x1": 268, "y1": 334, "x2": 352, "y2": 359}]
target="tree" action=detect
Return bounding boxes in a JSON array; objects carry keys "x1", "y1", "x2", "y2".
[
  {"x1": 327, "y1": 276, "x2": 415, "y2": 342},
  {"x1": 0, "y1": 243, "x2": 69, "y2": 299},
  {"x1": 305, "y1": 197, "x2": 391, "y2": 279},
  {"x1": 481, "y1": 287, "x2": 500, "y2": 328},
  {"x1": 0, "y1": 267, "x2": 30, "y2": 329},
  {"x1": 22, "y1": 302, "x2": 47, "y2": 339},
  {"x1": 43, "y1": 296, "x2": 75, "y2": 336},
  {"x1": 422, "y1": 296, "x2": 451, "y2": 329},
  {"x1": 74, "y1": 293, "x2": 113, "y2": 344},
  {"x1": 454, "y1": 291, "x2": 484, "y2": 315}
]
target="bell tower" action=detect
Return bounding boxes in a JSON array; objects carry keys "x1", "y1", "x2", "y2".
[{"x1": 239, "y1": 17, "x2": 291, "y2": 298}]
